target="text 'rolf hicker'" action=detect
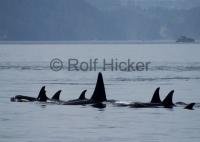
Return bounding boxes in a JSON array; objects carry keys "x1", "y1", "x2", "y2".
[{"x1": 50, "y1": 58, "x2": 151, "y2": 72}]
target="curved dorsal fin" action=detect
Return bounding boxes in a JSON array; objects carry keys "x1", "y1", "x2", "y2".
[
  {"x1": 162, "y1": 90, "x2": 174, "y2": 108},
  {"x1": 37, "y1": 86, "x2": 48, "y2": 102},
  {"x1": 90, "y1": 72, "x2": 107, "y2": 103},
  {"x1": 52, "y1": 90, "x2": 62, "y2": 100},
  {"x1": 184, "y1": 103, "x2": 195, "y2": 110},
  {"x1": 150, "y1": 87, "x2": 161, "y2": 103},
  {"x1": 79, "y1": 90, "x2": 87, "y2": 100}
]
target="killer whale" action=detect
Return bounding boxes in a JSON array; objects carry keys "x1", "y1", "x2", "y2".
[
  {"x1": 10, "y1": 86, "x2": 48, "y2": 102},
  {"x1": 67, "y1": 90, "x2": 89, "y2": 102},
  {"x1": 37, "y1": 86, "x2": 48, "y2": 102},
  {"x1": 10, "y1": 71, "x2": 107, "y2": 106},
  {"x1": 10, "y1": 72, "x2": 195, "y2": 110},
  {"x1": 62, "y1": 72, "x2": 107, "y2": 105},
  {"x1": 50, "y1": 89, "x2": 88, "y2": 104},
  {"x1": 128, "y1": 89, "x2": 175, "y2": 108},
  {"x1": 113, "y1": 87, "x2": 162, "y2": 107},
  {"x1": 51, "y1": 90, "x2": 62, "y2": 100},
  {"x1": 175, "y1": 102, "x2": 196, "y2": 110},
  {"x1": 10, "y1": 86, "x2": 62, "y2": 102},
  {"x1": 115, "y1": 88, "x2": 195, "y2": 109},
  {"x1": 150, "y1": 87, "x2": 162, "y2": 103},
  {"x1": 184, "y1": 103, "x2": 195, "y2": 110}
]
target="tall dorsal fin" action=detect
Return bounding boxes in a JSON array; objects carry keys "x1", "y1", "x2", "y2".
[
  {"x1": 162, "y1": 90, "x2": 174, "y2": 108},
  {"x1": 51, "y1": 90, "x2": 62, "y2": 100},
  {"x1": 79, "y1": 90, "x2": 87, "y2": 100},
  {"x1": 184, "y1": 103, "x2": 195, "y2": 110},
  {"x1": 37, "y1": 86, "x2": 48, "y2": 102},
  {"x1": 150, "y1": 87, "x2": 161, "y2": 103},
  {"x1": 90, "y1": 72, "x2": 107, "y2": 103}
]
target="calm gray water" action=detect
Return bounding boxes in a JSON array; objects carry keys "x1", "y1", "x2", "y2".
[{"x1": 0, "y1": 44, "x2": 200, "y2": 142}]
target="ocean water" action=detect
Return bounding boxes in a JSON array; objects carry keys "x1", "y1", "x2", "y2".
[{"x1": 0, "y1": 43, "x2": 200, "y2": 142}]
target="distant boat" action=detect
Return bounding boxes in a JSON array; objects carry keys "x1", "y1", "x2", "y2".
[{"x1": 176, "y1": 36, "x2": 195, "y2": 43}]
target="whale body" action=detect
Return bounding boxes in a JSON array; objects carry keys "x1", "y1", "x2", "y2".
[{"x1": 10, "y1": 72, "x2": 195, "y2": 110}]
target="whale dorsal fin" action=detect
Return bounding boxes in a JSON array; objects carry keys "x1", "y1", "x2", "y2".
[
  {"x1": 90, "y1": 72, "x2": 107, "y2": 103},
  {"x1": 162, "y1": 90, "x2": 174, "y2": 108},
  {"x1": 184, "y1": 103, "x2": 195, "y2": 110},
  {"x1": 79, "y1": 90, "x2": 87, "y2": 100},
  {"x1": 150, "y1": 87, "x2": 161, "y2": 103},
  {"x1": 37, "y1": 86, "x2": 48, "y2": 102},
  {"x1": 52, "y1": 90, "x2": 62, "y2": 100}
]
